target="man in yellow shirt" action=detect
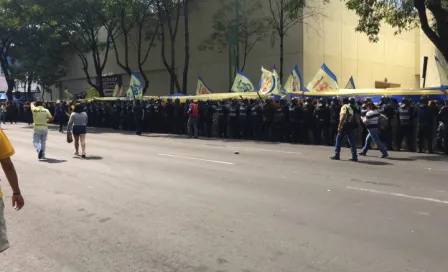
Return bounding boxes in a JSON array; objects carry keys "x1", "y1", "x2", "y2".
[
  {"x1": 330, "y1": 97, "x2": 358, "y2": 161},
  {"x1": 0, "y1": 129, "x2": 25, "y2": 252},
  {"x1": 31, "y1": 101, "x2": 53, "y2": 160}
]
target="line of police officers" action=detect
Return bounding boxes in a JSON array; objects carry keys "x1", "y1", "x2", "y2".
[{"x1": 58, "y1": 96, "x2": 448, "y2": 154}]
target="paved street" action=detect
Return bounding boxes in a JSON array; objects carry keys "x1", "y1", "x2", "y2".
[{"x1": 0, "y1": 124, "x2": 447, "y2": 272}]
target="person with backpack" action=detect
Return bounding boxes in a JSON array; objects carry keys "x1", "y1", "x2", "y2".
[
  {"x1": 187, "y1": 99, "x2": 199, "y2": 138},
  {"x1": 359, "y1": 102, "x2": 389, "y2": 158},
  {"x1": 331, "y1": 97, "x2": 358, "y2": 161}
]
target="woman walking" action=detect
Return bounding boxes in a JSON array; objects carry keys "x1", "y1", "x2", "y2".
[{"x1": 68, "y1": 104, "x2": 88, "y2": 158}]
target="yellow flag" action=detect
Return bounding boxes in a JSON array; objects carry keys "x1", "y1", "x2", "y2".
[
  {"x1": 64, "y1": 89, "x2": 73, "y2": 100},
  {"x1": 284, "y1": 65, "x2": 303, "y2": 94},
  {"x1": 196, "y1": 77, "x2": 213, "y2": 95},
  {"x1": 435, "y1": 56, "x2": 448, "y2": 87},
  {"x1": 305, "y1": 63, "x2": 339, "y2": 92},
  {"x1": 112, "y1": 84, "x2": 120, "y2": 97},
  {"x1": 258, "y1": 67, "x2": 275, "y2": 95},
  {"x1": 272, "y1": 66, "x2": 283, "y2": 96},
  {"x1": 86, "y1": 88, "x2": 100, "y2": 98},
  {"x1": 126, "y1": 72, "x2": 143, "y2": 99},
  {"x1": 231, "y1": 71, "x2": 255, "y2": 93},
  {"x1": 344, "y1": 76, "x2": 356, "y2": 89}
]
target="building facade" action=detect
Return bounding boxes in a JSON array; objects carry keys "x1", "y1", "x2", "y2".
[{"x1": 54, "y1": 0, "x2": 443, "y2": 100}]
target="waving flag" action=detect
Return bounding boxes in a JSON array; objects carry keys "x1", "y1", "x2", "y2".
[
  {"x1": 196, "y1": 77, "x2": 213, "y2": 95},
  {"x1": 284, "y1": 65, "x2": 303, "y2": 94},
  {"x1": 258, "y1": 67, "x2": 276, "y2": 95},
  {"x1": 64, "y1": 89, "x2": 73, "y2": 100},
  {"x1": 305, "y1": 63, "x2": 338, "y2": 92},
  {"x1": 86, "y1": 88, "x2": 100, "y2": 98},
  {"x1": 231, "y1": 71, "x2": 255, "y2": 93},
  {"x1": 344, "y1": 76, "x2": 356, "y2": 89},
  {"x1": 126, "y1": 72, "x2": 143, "y2": 99},
  {"x1": 435, "y1": 56, "x2": 448, "y2": 87},
  {"x1": 112, "y1": 83, "x2": 120, "y2": 97},
  {"x1": 272, "y1": 65, "x2": 284, "y2": 96}
]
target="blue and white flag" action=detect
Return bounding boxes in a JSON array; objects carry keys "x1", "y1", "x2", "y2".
[
  {"x1": 284, "y1": 65, "x2": 303, "y2": 94},
  {"x1": 231, "y1": 71, "x2": 255, "y2": 93},
  {"x1": 344, "y1": 76, "x2": 356, "y2": 89},
  {"x1": 305, "y1": 63, "x2": 338, "y2": 92},
  {"x1": 258, "y1": 67, "x2": 276, "y2": 95}
]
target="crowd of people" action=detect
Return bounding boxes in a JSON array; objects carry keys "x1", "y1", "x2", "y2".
[{"x1": 1, "y1": 96, "x2": 448, "y2": 157}]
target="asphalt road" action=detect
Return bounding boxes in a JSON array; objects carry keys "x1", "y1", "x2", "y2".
[{"x1": 0, "y1": 124, "x2": 447, "y2": 272}]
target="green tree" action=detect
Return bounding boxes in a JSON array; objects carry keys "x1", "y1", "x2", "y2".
[
  {"x1": 8, "y1": 25, "x2": 67, "y2": 99},
  {"x1": 345, "y1": 0, "x2": 448, "y2": 62},
  {"x1": 0, "y1": 0, "x2": 23, "y2": 100},
  {"x1": 199, "y1": 0, "x2": 268, "y2": 78},
  {"x1": 36, "y1": 0, "x2": 119, "y2": 97},
  {"x1": 110, "y1": 0, "x2": 161, "y2": 94},
  {"x1": 260, "y1": 0, "x2": 324, "y2": 83}
]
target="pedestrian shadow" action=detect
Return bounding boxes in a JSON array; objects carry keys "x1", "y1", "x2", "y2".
[
  {"x1": 141, "y1": 134, "x2": 188, "y2": 139},
  {"x1": 357, "y1": 160, "x2": 393, "y2": 166},
  {"x1": 409, "y1": 155, "x2": 448, "y2": 162},
  {"x1": 385, "y1": 157, "x2": 417, "y2": 162},
  {"x1": 40, "y1": 158, "x2": 67, "y2": 164},
  {"x1": 73, "y1": 155, "x2": 103, "y2": 160}
]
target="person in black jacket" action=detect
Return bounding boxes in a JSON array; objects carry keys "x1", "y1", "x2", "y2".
[
  {"x1": 416, "y1": 96, "x2": 436, "y2": 153},
  {"x1": 314, "y1": 98, "x2": 331, "y2": 145}
]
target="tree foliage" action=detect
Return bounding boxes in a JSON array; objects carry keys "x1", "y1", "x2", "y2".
[
  {"x1": 345, "y1": 0, "x2": 448, "y2": 62},
  {"x1": 199, "y1": 0, "x2": 269, "y2": 74},
  {"x1": 260, "y1": 0, "x2": 324, "y2": 82}
]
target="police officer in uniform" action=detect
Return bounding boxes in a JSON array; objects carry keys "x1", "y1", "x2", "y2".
[
  {"x1": 165, "y1": 99, "x2": 174, "y2": 133},
  {"x1": 111, "y1": 100, "x2": 120, "y2": 130},
  {"x1": 238, "y1": 99, "x2": 250, "y2": 139},
  {"x1": 228, "y1": 99, "x2": 239, "y2": 138},
  {"x1": 314, "y1": 98, "x2": 331, "y2": 145},
  {"x1": 437, "y1": 100, "x2": 448, "y2": 154},
  {"x1": 329, "y1": 97, "x2": 341, "y2": 146},
  {"x1": 395, "y1": 97, "x2": 415, "y2": 151},
  {"x1": 173, "y1": 98, "x2": 183, "y2": 134},
  {"x1": 302, "y1": 97, "x2": 316, "y2": 144},
  {"x1": 416, "y1": 96, "x2": 435, "y2": 153},
  {"x1": 216, "y1": 100, "x2": 228, "y2": 138},
  {"x1": 288, "y1": 97, "x2": 302, "y2": 143},
  {"x1": 250, "y1": 99, "x2": 263, "y2": 140},
  {"x1": 204, "y1": 100, "x2": 216, "y2": 138},
  {"x1": 262, "y1": 99, "x2": 275, "y2": 141}
]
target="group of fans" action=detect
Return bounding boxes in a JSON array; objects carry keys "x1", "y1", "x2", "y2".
[{"x1": 2, "y1": 96, "x2": 448, "y2": 156}]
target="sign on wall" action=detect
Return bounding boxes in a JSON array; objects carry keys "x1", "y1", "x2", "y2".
[{"x1": 99, "y1": 75, "x2": 122, "y2": 96}]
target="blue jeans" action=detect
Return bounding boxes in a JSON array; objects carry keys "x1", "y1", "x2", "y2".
[
  {"x1": 335, "y1": 129, "x2": 357, "y2": 158},
  {"x1": 361, "y1": 128, "x2": 388, "y2": 155},
  {"x1": 33, "y1": 129, "x2": 48, "y2": 156}
]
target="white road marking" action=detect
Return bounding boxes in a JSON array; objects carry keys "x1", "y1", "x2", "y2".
[
  {"x1": 347, "y1": 187, "x2": 448, "y2": 205},
  {"x1": 158, "y1": 154, "x2": 234, "y2": 165},
  {"x1": 426, "y1": 168, "x2": 448, "y2": 172},
  {"x1": 225, "y1": 146, "x2": 302, "y2": 155}
]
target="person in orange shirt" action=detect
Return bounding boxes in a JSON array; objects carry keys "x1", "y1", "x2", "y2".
[{"x1": 0, "y1": 129, "x2": 24, "y2": 252}]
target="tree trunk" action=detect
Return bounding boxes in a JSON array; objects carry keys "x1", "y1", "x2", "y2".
[
  {"x1": 182, "y1": 0, "x2": 190, "y2": 94},
  {"x1": 6, "y1": 80, "x2": 14, "y2": 101},
  {"x1": 27, "y1": 73, "x2": 33, "y2": 97},
  {"x1": 279, "y1": 0, "x2": 284, "y2": 84}
]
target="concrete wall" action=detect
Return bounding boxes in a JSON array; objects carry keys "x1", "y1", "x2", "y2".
[
  {"x1": 56, "y1": 0, "x2": 438, "y2": 100},
  {"x1": 302, "y1": 0, "x2": 419, "y2": 89}
]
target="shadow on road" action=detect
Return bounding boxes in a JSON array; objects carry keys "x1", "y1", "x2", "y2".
[
  {"x1": 385, "y1": 157, "x2": 417, "y2": 162},
  {"x1": 74, "y1": 155, "x2": 103, "y2": 161},
  {"x1": 357, "y1": 160, "x2": 393, "y2": 166},
  {"x1": 410, "y1": 155, "x2": 448, "y2": 162},
  {"x1": 40, "y1": 158, "x2": 67, "y2": 164}
]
